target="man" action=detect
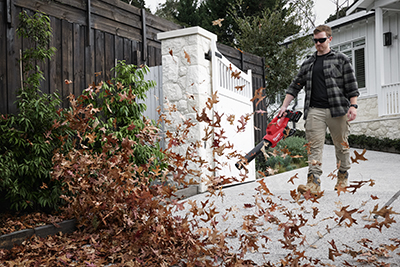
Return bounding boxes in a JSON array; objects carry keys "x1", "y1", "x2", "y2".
[{"x1": 278, "y1": 25, "x2": 359, "y2": 195}]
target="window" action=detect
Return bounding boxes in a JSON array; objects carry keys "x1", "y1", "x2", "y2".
[{"x1": 332, "y1": 38, "x2": 366, "y2": 88}]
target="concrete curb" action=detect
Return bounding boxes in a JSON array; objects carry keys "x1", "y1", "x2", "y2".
[{"x1": 0, "y1": 219, "x2": 76, "y2": 250}]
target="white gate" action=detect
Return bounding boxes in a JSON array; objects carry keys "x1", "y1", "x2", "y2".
[{"x1": 211, "y1": 45, "x2": 255, "y2": 185}]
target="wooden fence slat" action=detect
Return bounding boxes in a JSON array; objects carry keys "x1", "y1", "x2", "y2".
[
  {"x1": 91, "y1": 0, "x2": 141, "y2": 28},
  {"x1": 94, "y1": 29, "x2": 105, "y2": 85},
  {"x1": 141, "y1": 8, "x2": 147, "y2": 63},
  {"x1": 104, "y1": 32, "x2": 115, "y2": 82},
  {"x1": 14, "y1": 0, "x2": 87, "y2": 26},
  {"x1": 6, "y1": 0, "x2": 12, "y2": 24},
  {"x1": 0, "y1": 0, "x2": 7, "y2": 115},
  {"x1": 123, "y1": 38, "x2": 131, "y2": 64},
  {"x1": 91, "y1": 13, "x2": 142, "y2": 41},
  {"x1": 5, "y1": 5, "x2": 21, "y2": 115},
  {"x1": 61, "y1": 20, "x2": 74, "y2": 107},
  {"x1": 85, "y1": 26, "x2": 95, "y2": 86},
  {"x1": 97, "y1": 0, "x2": 141, "y2": 15},
  {"x1": 115, "y1": 35, "x2": 124, "y2": 63},
  {"x1": 73, "y1": 23, "x2": 85, "y2": 96},
  {"x1": 87, "y1": 0, "x2": 91, "y2": 47},
  {"x1": 49, "y1": 16, "x2": 63, "y2": 97}
]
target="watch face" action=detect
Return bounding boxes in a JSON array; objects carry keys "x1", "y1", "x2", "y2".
[{"x1": 350, "y1": 104, "x2": 358, "y2": 109}]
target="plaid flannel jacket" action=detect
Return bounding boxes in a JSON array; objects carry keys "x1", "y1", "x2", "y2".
[{"x1": 286, "y1": 49, "x2": 360, "y2": 120}]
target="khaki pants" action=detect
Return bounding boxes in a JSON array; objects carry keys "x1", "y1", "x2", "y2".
[{"x1": 305, "y1": 107, "x2": 350, "y2": 177}]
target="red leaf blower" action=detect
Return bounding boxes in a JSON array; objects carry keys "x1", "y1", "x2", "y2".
[{"x1": 235, "y1": 110, "x2": 303, "y2": 170}]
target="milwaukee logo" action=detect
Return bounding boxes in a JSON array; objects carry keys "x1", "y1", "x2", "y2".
[{"x1": 273, "y1": 133, "x2": 282, "y2": 142}]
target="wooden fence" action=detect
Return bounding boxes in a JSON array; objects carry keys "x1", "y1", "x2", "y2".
[{"x1": 0, "y1": 0, "x2": 267, "y2": 142}]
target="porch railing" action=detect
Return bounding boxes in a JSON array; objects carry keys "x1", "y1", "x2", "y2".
[{"x1": 381, "y1": 82, "x2": 400, "y2": 116}]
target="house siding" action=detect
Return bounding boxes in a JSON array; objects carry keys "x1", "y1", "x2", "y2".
[{"x1": 294, "y1": 12, "x2": 400, "y2": 140}]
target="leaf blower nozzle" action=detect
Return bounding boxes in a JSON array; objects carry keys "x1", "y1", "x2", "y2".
[{"x1": 235, "y1": 110, "x2": 302, "y2": 170}]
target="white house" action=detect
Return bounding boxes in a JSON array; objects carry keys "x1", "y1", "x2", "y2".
[{"x1": 287, "y1": 0, "x2": 400, "y2": 139}]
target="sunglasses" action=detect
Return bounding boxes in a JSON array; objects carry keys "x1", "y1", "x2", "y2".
[{"x1": 313, "y1": 37, "x2": 329, "y2": 44}]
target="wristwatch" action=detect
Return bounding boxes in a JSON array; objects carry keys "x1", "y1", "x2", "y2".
[{"x1": 350, "y1": 104, "x2": 358, "y2": 109}]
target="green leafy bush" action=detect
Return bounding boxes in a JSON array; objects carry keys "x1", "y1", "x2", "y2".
[
  {"x1": 255, "y1": 136, "x2": 309, "y2": 175},
  {"x1": 0, "y1": 11, "x2": 72, "y2": 212},
  {"x1": 78, "y1": 60, "x2": 166, "y2": 173}
]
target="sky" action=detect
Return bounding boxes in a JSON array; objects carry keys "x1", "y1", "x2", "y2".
[{"x1": 144, "y1": 0, "x2": 339, "y2": 26}]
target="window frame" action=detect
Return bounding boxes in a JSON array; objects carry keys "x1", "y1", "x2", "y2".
[{"x1": 332, "y1": 38, "x2": 366, "y2": 89}]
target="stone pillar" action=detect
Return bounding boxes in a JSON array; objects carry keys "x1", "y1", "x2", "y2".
[{"x1": 157, "y1": 27, "x2": 217, "y2": 193}]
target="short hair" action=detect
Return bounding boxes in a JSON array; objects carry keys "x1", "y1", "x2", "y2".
[{"x1": 314, "y1": 25, "x2": 332, "y2": 37}]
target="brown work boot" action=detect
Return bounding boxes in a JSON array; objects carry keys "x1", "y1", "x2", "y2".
[
  {"x1": 297, "y1": 173, "x2": 321, "y2": 195},
  {"x1": 335, "y1": 170, "x2": 348, "y2": 190}
]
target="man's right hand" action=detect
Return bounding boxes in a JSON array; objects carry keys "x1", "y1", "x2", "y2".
[
  {"x1": 278, "y1": 106, "x2": 287, "y2": 118},
  {"x1": 278, "y1": 94, "x2": 295, "y2": 117}
]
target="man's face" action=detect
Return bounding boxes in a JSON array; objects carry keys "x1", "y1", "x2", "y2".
[{"x1": 313, "y1": 31, "x2": 332, "y2": 54}]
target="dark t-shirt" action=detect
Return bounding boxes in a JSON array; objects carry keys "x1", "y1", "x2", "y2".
[{"x1": 310, "y1": 52, "x2": 330, "y2": 108}]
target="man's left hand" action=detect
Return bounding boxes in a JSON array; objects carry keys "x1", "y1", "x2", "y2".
[{"x1": 347, "y1": 107, "x2": 357, "y2": 121}]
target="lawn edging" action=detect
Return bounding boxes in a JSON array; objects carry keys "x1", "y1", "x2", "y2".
[
  {"x1": 0, "y1": 219, "x2": 76, "y2": 250},
  {"x1": 0, "y1": 186, "x2": 200, "y2": 250}
]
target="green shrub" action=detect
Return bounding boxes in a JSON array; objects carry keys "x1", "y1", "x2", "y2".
[
  {"x1": 0, "y1": 11, "x2": 72, "y2": 211},
  {"x1": 77, "y1": 60, "x2": 167, "y2": 174},
  {"x1": 255, "y1": 136, "x2": 308, "y2": 175}
]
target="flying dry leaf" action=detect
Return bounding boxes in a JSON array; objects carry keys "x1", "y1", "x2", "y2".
[
  {"x1": 206, "y1": 91, "x2": 219, "y2": 109},
  {"x1": 196, "y1": 108, "x2": 212, "y2": 124},
  {"x1": 334, "y1": 205, "x2": 358, "y2": 227},
  {"x1": 307, "y1": 159, "x2": 322, "y2": 166},
  {"x1": 235, "y1": 84, "x2": 245, "y2": 91},
  {"x1": 287, "y1": 173, "x2": 299, "y2": 185},
  {"x1": 251, "y1": 87, "x2": 265, "y2": 102},
  {"x1": 226, "y1": 114, "x2": 235, "y2": 125},
  {"x1": 341, "y1": 141, "x2": 350, "y2": 149},
  {"x1": 212, "y1": 18, "x2": 224, "y2": 27},
  {"x1": 231, "y1": 69, "x2": 241, "y2": 79},
  {"x1": 65, "y1": 79, "x2": 73, "y2": 84},
  {"x1": 257, "y1": 179, "x2": 273, "y2": 195},
  {"x1": 336, "y1": 184, "x2": 348, "y2": 196},
  {"x1": 312, "y1": 207, "x2": 319, "y2": 219},
  {"x1": 255, "y1": 109, "x2": 267, "y2": 114},
  {"x1": 351, "y1": 149, "x2": 368, "y2": 164},
  {"x1": 250, "y1": 87, "x2": 266, "y2": 108},
  {"x1": 265, "y1": 166, "x2": 278, "y2": 176},
  {"x1": 371, "y1": 204, "x2": 399, "y2": 218},
  {"x1": 85, "y1": 132, "x2": 96, "y2": 144},
  {"x1": 40, "y1": 182, "x2": 48, "y2": 189},
  {"x1": 184, "y1": 50, "x2": 191, "y2": 64},
  {"x1": 304, "y1": 142, "x2": 311, "y2": 154},
  {"x1": 236, "y1": 115, "x2": 248, "y2": 132},
  {"x1": 364, "y1": 212, "x2": 397, "y2": 232},
  {"x1": 169, "y1": 49, "x2": 176, "y2": 63},
  {"x1": 328, "y1": 239, "x2": 342, "y2": 261}
]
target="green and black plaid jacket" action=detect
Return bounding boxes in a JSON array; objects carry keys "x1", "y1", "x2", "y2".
[{"x1": 286, "y1": 49, "x2": 360, "y2": 120}]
